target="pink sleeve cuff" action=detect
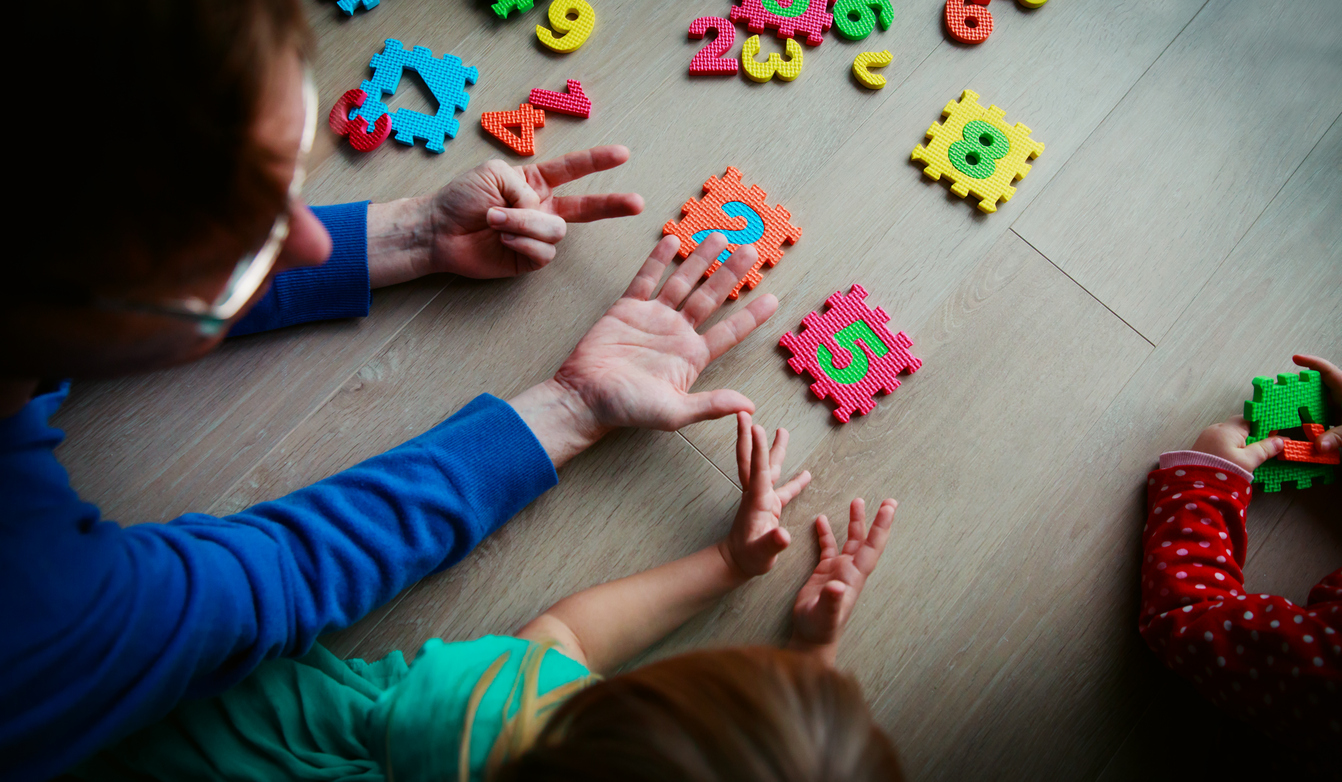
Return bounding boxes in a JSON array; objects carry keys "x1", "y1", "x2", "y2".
[{"x1": 1159, "y1": 451, "x2": 1254, "y2": 483}]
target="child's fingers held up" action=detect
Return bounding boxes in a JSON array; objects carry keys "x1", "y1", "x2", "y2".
[
  {"x1": 775, "y1": 470, "x2": 812, "y2": 506},
  {"x1": 843, "y1": 498, "x2": 867, "y2": 556},
  {"x1": 814, "y1": 515, "x2": 838, "y2": 558},
  {"x1": 855, "y1": 499, "x2": 897, "y2": 574},
  {"x1": 736, "y1": 411, "x2": 753, "y2": 486},
  {"x1": 749, "y1": 425, "x2": 772, "y2": 499},
  {"x1": 768, "y1": 428, "x2": 789, "y2": 483}
]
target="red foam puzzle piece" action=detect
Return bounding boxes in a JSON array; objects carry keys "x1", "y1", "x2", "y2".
[
  {"x1": 1280, "y1": 424, "x2": 1341, "y2": 465},
  {"x1": 528, "y1": 79, "x2": 591, "y2": 118},
  {"x1": 481, "y1": 103, "x2": 546, "y2": 156},
  {"x1": 779, "y1": 285, "x2": 921, "y2": 423},
  {"x1": 328, "y1": 88, "x2": 391, "y2": 152},
  {"x1": 688, "y1": 17, "x2": 739, "y2": 74},
  {"x1": 730, "y1": 0, "x2": 834, "y2": 46},
  {"x1": 944, "y1": 0, "x2": 993, "y2": 44},
  {"x1": 662, "y1": 166, "x2": 802, "y2": 299}
]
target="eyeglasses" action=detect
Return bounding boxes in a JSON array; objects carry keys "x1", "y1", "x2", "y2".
[{"x1": 99, "y1": 68, "x2": 319, "y2": 335}]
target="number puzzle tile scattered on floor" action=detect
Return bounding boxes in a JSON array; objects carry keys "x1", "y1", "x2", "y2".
[
  {"x1": 852, "y1": 50, "x2": 892, "y2": 89},
  {"x1": 911, "y1": 88, "x2": 1043, "y2": 213},
  {"x1": 328, "y1": 88, "x2": 392, "y2": 151},
  {"x1": 352, "y1": 39, "x2": 478, "y2": 154},
  {"x1": 780, "y1": 285, "x2": 921, "y2": 423},
  {"x1": 742, "y1": 35, "x2": 804, "y2": 82},
  {"x1": 491, "y1": 0, "x2": 534, "y2": 18},
  {"x1": 662, "y1": 167, "x2": 802, "y2": 300},
  {"x1": 528, "y1": 79, "x2": 591, "y2": 117},
  {"x1": 481, "y1": 103, "x2": 546, "y2": 155},
  {"x1": 1243, "y1": 370, "x2": 1338, "y2": 491},
  {"x1": 337, "y1": 0, "x2": 379, "y2": 15},
  {"x1": 730, "y1": 0, "x2": 834, "y2": 46},
  {"x1": 537, "y1": 0, "x2": 595, "y2": 52}
]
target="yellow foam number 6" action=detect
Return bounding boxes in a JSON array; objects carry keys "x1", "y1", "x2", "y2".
[
  {"x1": 742, "y1": 35, "x2": 803, "y2": 82},
  {"x1": 537, "y1": 0, "x2": 595, "y2": 53}
]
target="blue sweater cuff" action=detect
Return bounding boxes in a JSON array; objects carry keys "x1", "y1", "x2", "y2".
[{"x1": 229, "y1": 202, "x2": 372, "y2": 337}]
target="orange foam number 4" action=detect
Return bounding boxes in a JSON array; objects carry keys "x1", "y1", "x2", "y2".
[
  {"x1": 537, "y1": 0, "x2": 595, "y2": 53},
  {"x1": 945, "y1": 0, "x2": 992, "y2": 44}
]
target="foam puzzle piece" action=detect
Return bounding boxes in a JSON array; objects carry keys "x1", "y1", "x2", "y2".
[
  {"x1": 481, "y1": 103, "x2": 546, "y2": 155},
  {"x1": 688, "y1": 16, "x2": 739, "y2": 75},
  {"x1": 528, "y1": 79, "x2": 591, "y2": 117},
  {"x1": 742, "y1": 35, "x2": 804, "y2": 82},
  {"x1": 945, "y1": 0, "x2": 993, "y2": 44},
  {"x1": 1280, "y1": 424, "x2": 1341, "y2": 465},
  {"x1": 337, "y1": 0, "x2": 379, "y2": 14},
  {"x1": 537, "y1": 0, "x2": 595, "y2": 53},
  {"x1": 662, "y1": 167, "x2": 802, "y2": 299},
  {"x1": 730, "y1": 0, "x2": 833, "y2": 47},
  {"x1": 780, "y1": 285, "x2": 921, "y2": 423},
  {"x1": 911, "y1": 89, "x2": 1043, "y2": 213},
  {"x1": 1018, "y1": 0, "x2": 1047, "y2": 7},
  {"x1": 1243, "y1": 370, "x2": 1338, "y2": 490},
  {"x1": 491, "y1": 0, "x2": 535, "y2": 18},
  {"x1": 833, "y1": 0, "x2": 894, "y2": 40},
  {"x1": 328, "y1": 88, "x2": 392, "y2": 151},
  {"x1": 852, "y1": 50, "x2": 892, "y2": 89},
  {"x1": 353, "y1": 39, "x2": 478, "y2": 154}
]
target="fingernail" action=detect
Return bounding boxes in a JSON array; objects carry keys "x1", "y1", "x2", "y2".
[
  {"x1": 487, "y1": 208, "x2": 506, "y2": 226},
  {"x1": 500, "y1": 233, "x2": 516, "y2": 242}
]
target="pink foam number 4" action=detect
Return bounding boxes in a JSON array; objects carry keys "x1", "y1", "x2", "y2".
[
  {"x1": 688, "y1": 17, "x2": 739, "y2": 74},
  {"x1": 527, "y1": 79, "x2": 591, "y2": 118}
]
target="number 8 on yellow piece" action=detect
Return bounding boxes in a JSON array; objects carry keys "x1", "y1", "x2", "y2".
[
  {"x1": 537, "y1": 0, "x2": 595, "y2": 53},
  {"x1": 742, "y1": 35, "x2": 803, "y2": 82}
]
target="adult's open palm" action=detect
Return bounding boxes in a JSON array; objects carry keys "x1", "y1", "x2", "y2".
[{"x1": 553, "y1": 233, "x2": 778, "y2": 432}]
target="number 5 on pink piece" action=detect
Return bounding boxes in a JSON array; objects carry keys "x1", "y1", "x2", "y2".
[{"x1": 688, "y1": 16, "x2": 738, "y2": 75}]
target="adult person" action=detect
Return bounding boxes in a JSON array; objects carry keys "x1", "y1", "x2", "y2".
[{"x1": 2, "y1": 2, "x2": 778, "y2": 779}]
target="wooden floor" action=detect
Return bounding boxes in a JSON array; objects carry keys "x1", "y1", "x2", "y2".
[{"x1": 53, "y1": 1, "x2": 1342, "y2": 778}]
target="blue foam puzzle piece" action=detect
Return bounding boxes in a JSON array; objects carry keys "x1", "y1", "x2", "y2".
[
  {"x1": 353, "y1": 39, "x2": 479, "y2": 154},
  {"x1": 337, "y1": 0, "x2": 379, "y2": 14}
]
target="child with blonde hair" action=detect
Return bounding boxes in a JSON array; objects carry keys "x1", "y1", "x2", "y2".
[{"x1": 78, "y1": 412, "x2": 903, "y2": 781}]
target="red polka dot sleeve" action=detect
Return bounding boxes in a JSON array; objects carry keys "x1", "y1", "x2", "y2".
[{"x1": 1139, "y1": 460, "x2": 1341, "y2": 746}]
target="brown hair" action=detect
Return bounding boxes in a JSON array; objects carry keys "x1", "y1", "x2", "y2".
[
  {"x1": 495, "y1": 647, "x2": 903, "y2": 782},
  {"x1": 19, "y1": 0, "x2": 308, "y2": 300}
]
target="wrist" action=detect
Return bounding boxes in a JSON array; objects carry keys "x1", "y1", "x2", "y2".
[
  {"x1": 508, "y1": 379, "x2": 611, "y2": 469},
  {"x1": 714, "y1": 538, "x2": 756, "y2": 586},
  {"x1": 366, "y1": 196, "x2": 434, "y2": 288}
]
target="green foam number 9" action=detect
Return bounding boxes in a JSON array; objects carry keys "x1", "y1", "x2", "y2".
[
  {"x1": 833, "y1": 0, "x2": 894, "y2": 40},
  {"x1": 949, "y1": 120, "x2": 1010, "y2": 179},
  {"x1": 762, "y1": 0, "x2": 810, "y2": 18},
  {"x1": 816, "y1": 320, "x2": 890, "y2": 384}
]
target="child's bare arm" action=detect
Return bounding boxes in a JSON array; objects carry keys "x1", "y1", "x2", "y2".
[
  {"x1": 518, "y1": 412, "x2": 810, "y2": 673},
  {"x1": 789, "y1": 498, "x2": 897, "y2": 666}
]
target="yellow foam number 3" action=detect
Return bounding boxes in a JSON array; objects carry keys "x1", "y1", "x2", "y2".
[
  {"x1": 537, "y1": 0, "x2": 595, "y2": 53},
  {"x1": 742, "y1": 35, "x2": 803, "y2": 82}
]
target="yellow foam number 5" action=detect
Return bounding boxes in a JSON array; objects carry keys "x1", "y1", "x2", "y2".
[
  {"x1": 537, "y1": 0, "x2": 595, "y2": 53},
  {"x1": 742, "y1": 35, "x2": 803, "y2": 82}
]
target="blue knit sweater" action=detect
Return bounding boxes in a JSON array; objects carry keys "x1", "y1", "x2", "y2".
[{"x1": 0, "y1": 203, "x2": 559, "y2": 780}]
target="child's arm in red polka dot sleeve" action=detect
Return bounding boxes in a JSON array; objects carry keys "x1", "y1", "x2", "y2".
[{"x1": 1138, "y1": 453, "x2": 1342, "y2": 745}]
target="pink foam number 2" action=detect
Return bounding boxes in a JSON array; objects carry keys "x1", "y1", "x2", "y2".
[
  {"x1": 688, "y1": 16, "x2": 739, "y2": 74},
  {"x1": 528, "y1": 79, "x2": 591, "y2": 118}
]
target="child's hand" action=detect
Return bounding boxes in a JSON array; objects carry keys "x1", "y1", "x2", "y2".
[
  {"x1": 1293, "y1": 354, "x2": 1342, "y2": 452},
  {"x1": 718, "y1": 412, "x2": 811, "y2": 579},
  {"x1": 1190, "y1": 416, "x2": 1283, "y2": 473},
  {"x1": 789, "y1": 498, "x2": 896, "y2": 665}
]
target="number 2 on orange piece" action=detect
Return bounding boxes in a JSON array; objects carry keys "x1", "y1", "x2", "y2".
[
  {"x1": 945, "y1": 0, "x2": 992, "y2": 44},
  {"x1": 537, "y1": 0, "x2": 595, "y2": 53},
  {"x1": 742, "y1": 35, "x2": 803, "y2": 82},
  {"x1": 688, "y1": 17, "x2": 738, "y2": 75}
]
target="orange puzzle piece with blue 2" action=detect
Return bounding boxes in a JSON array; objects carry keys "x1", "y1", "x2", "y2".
[
  {"x1": 780, "y1": 285, "x2": 921, "y2": 423},
  {"x1": 662, "y1": 167, "x2": 801, "y2": 300},
  {"x1": 911, "y1": 89, "x2": 1043, "y2": 213}
]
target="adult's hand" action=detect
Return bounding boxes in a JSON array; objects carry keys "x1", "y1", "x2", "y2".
[
  {"x1": 509, "y1": 232, "x2": 779, "y2": 467},
  {"x1": 365, "y1": 146, "x2": 644, "y2": 287}
]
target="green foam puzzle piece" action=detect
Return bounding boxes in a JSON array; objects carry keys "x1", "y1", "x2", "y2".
[{"x1": 1242, "y1": 370, "x2": 1337, "y2": 491}]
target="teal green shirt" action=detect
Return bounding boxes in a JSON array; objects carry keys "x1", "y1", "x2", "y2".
[{"x1": 75, "y1": 636, "x2": 594, "y2": 782}]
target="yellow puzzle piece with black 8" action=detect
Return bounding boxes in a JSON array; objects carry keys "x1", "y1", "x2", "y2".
[{"x1": 911, "y1": 89, "x2": 1044, "y2": 213}]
